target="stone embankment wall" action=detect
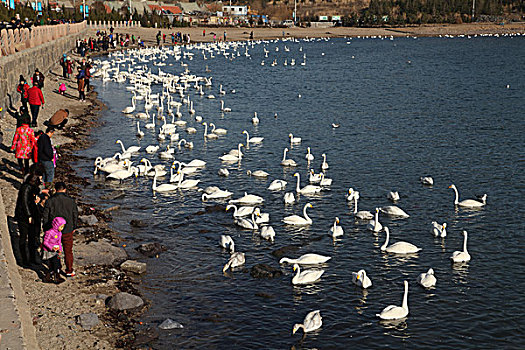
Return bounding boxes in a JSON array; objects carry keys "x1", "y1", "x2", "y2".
[{"x1": 0, "y1": 22, "x2": 87, "y2": 109}]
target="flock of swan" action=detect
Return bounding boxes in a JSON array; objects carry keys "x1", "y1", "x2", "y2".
[{"x1": 90, "y1": 36, "x2": 491, "y2": 338}]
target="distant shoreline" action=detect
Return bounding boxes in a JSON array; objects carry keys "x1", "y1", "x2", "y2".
[{"x1": 88, "y1": 22, "x2": 525, "y2": 45}]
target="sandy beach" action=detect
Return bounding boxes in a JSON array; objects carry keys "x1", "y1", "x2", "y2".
[{"x1": 0, "y1": 21, "x2": 523, "y2": 349}]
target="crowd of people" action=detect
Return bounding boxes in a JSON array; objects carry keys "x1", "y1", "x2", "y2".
[{"x1": 7, "y1": 54, "x2": 80, "y2": 285}]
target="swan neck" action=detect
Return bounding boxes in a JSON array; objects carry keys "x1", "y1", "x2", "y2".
[
  {"x1": 381, "y1": 229, "x2": 389, "y2": 250},
  {"x1": 296, "y1": 174, "x2": 301, "y2": 192},
  {"x1": 402, "y1": 283, "x2": 409, "y2": 310},
  {"x1": 353, "y1": 197, "x2": 358, "y2": 214},
  {"x1": 303, "y1": 205, "x2": 311, "y2": 222},
  {"x1": 282, "y1": 149, "x2": 287, "y2": 161},
  {"x1": 463, "y1": 233, "x2": 468, "y2": 253},
  {"x1": 453, "y1": 187, "x2": 459, "y2": 204}
]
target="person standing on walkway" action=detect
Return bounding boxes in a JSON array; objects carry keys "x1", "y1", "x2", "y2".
[
  {"x1": 37, "y1": 127, "x2": 55, "y2": 188},
  {"x1": 16, "y1": 76, "x2": 30, "y2": 108},
  {"x1": 76, "y1": 68, "x2": 86, "y2": 102},
  {"x1": 223, "y1": 31, "x2": 227, "y2": 41},
  {"x1": 10, "y1": 113, "x2": 36, "y2": 175},
  {"x1": 32, "y1": 69, "x2": 45, "y2": 88},
  {"x1": 156, "y1": 31, "x2": 161, "y2": 46},
  {"x1": 43, "y1": 182, "x2": 78, "y2": 277},
  {"x1": 66, "y1": 57, "x2": 73, "y2": 79},
  {"x1": 59, "y1": 54, "x2": 67, "y2": 78},
  {"x1": 14, "y1": 173, "x2": 43, "y2": 267},
  {"x1": 27, "y1": 82, "x2": 45, "y2": 127}
]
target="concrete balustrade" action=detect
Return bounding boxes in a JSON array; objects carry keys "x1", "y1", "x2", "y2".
[
  {"x1": 89, "y1": 20, "x2": 140, "y2": 29},
  {"x1": 0, "y1": 21, "x2": 87, "y2": 57}
]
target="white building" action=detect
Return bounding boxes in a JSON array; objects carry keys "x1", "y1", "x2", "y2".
[{"x1": 222, "y1": 5, "x2": 247, "y2": 16}]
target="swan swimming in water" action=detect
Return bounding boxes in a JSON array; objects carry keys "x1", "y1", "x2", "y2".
[
  {"x1": 305, "y1": 147, "x2": 314, "y2": 161},
  {"x1": 417, "y1": 268, "x2": 437, "y2": 288},
  {"x1": 353, "y1": 196, "x2": 374, "y2": 220},
  {"x1": 352, "y1": 269, "x2": 372, "y2": 289},
  {"x1": 367, "y1": 208, "x2": 383, "y2": 232},
  {"x1": 219, "y1": 235, "x2": 234, "y2": 253},
  {"x1": 346, "y1": 188, "x2": 359, "y2": 201},
  {"x1": 268, "y1": 179, "x2": 287, "y2": 191},
  {"x1": 223, "y1": 252, "x2": 245, "y2": 272},
  {"x1": 284, "y1": 192, "x2": 295, "y2": 204},
  {"x1": 294, "y1": 173, "x2": 322, "y2": 195},
  {"x1": 292, "y1": 264, "x2": 324, "y2": 285},
  {"x1": 376, "y1": 280, "x2": 409, "y2": 320},
  {"x1": 321, "y1": 153, "x2": 329, "y2": 170},
  {"x1": 450, "y1": 230, "x2": 471, "y2": 263},
  {"x1": 431, "y1": 221, "x2": 447, "y2": 237},
  {"x1": 260, "y1": 226, "x2": 275, "y2": 242},
  {"x1": 283, "y1": 203, "x2": 313, "y2": 225},
  {"x1": 420, "y1": 176, "x2": 434, "y2": 185},
  {"x1": 380, "y1": 227, "x2": 421, "y2": 254},
  {"x1": 226, "y1": 204, "x2": 255, "y2": 218},
  {"x1": 246, "y1": 170, "x2": 269, "y2": 178},
  {"x1": 289, "y1": 133, "x2": 301, "y2": 144},
  {"x1": 449, "y1": 184, "x2": 487, "y2": 208},
  {"x1": 387, "y1": 191, "x2": 400, "y2": 201},
  {"x1": 116, "y1": 140, "x2": 141, "y2": 154},
  {"x1": 292, "y1": 310, "x2": 322, "y2": 334},
  {"x1": 380, "y1": 206, "x2": 410, "y2": 218},
  {"x1": 279, "y1": 253, "x2": 331, "y2": 265},
  {"x1": 292, "y1": 310, "x2": 323, "y2": 334},
  {"x1": 242, "y1": 130, "x2": 264, "y2": 145},
  {"x1": 329, "y1": 217, "x2": 343, "y2": 238},
  {"x1": 280, "y1": 148, "x2": 297, "y2": 167}
]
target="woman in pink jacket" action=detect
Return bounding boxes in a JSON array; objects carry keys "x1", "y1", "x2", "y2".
[
  {"x1": 41, "y1": 216, "x2": 66, "y2": 284},
  {"x1": 11, "y1": 114, "x2": 36, "y2": 175}
]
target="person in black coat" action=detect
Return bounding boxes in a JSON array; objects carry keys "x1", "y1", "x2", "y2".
[{"x1": 14, "y1": 173, "x2": 42, "y2": 266}]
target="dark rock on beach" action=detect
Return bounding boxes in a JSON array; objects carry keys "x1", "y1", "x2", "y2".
[
  {"x1": 76, "y1": 240, "x2": 128, "y2": 266},
  {"x1": 250, "y1": 264, "x2": 283, "y2": 279},
  {"x1": 136, "y1": 243, "x2": 167, "y2": 257},
  {"x1": 107, "y1": 292, "x2": 144, "y2": 311},
  {"x1": 133, "y1": 327, "x2": 159, "y2": 347},
  {"x1": 76, "y1": 313, "x2": 99, "y2": 330}
]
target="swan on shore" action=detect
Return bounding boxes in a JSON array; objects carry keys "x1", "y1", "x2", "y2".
[
  {"x1": 450, "y1": 230, "x2": 471, "y2": 263},
  {"x1": 293, "y1": 310, "x2": 322, "y2": 334},
  {"x1": 352, "y1": 269, "x2": 372, "y2": 289},
  {"x1": 380, "y1": 227, "x2": 421, "y2": 254},
  {"x1": 449, "y1": 184, "x2": 487, "y2": 208},
  {"x1": 283, "y1": 203, "x2": 313, "y2": 225},
  {"x1": 376, "y1": 280, "x2": 409, "y2": 320},
  {"x1": 417, "y1": 268, "x2": 437, "y2": 288}
]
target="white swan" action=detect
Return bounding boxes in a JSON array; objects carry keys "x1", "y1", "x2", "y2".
[
  {"x1": 279, "y1": 253, "x2": 331, "y2": 265},
  {"x1": 289, "y1": 133, "x2": 301, "y2": 144},
  {"x1": 229, "y1": 192, "x2": 264, "y2": 205},
  {"x1": 145, "y1": 145, "x2": 159, "y2": 154},
  {"x1": 353, "y1": 196, "x2": 373, "y2": 220},
  {"x1": 107, "y1": 161, "x2": 135, "y2": 181},
  {"x1": 420, "y1": 176, "x2": 434, "y2": 185},
  {"x1": 252, "y1": 112, "x2": 259, "y2": 125},
  {"x1": 449, "y1": 184, "x2": 487, "y2": 208},
  {"x1": 235, "y1": 211, "x2": 260, "y2": 230},
  {"x1": 417, "y1": 268, "x2": 437, "y2": 288},
  {"x1": 380, "y1": 206, "x2": 410, "y2": 218},
  {"x1": 387, "y1": 191, "x2": 400, "y2": 201},
  {"x1": 367, "y1": 208, "x2": 383, "y2": 232},
  {"x1": 292, "y1": 264, "x2": 324, "y2": 285},
  {"x1": 201, "y1": 189, "x2": 233, "y2": 201},
  {"x1": 268, "y1": 179, "x2": 287, "y2": 191},
  {"x1": 450, "y1": 230, "x2": 471, "y2": 263},
  {"x1": 220, "y1": 100, "x2": 231, "y2": 112},
  {"x1": 218, "y1": 168, "x2": 230, "y2": 177},
  {"x1": 222, "y1": 252, "x2": 245, "y2": 272},
  {"x1": 329, "y1": 217, "x2": 344, "y2": 238},
  {"x1": 321, "y1": 153, "x2": 329, "y2": 170},
  {"x1": 246, "y1": 170, "x2": 268, "y2": 178},
  {"x1": 346, "y1": 188, "x2": 359, "y2": 201},
  {"x1": 116, "y1": 140, "x2": 141, "y2": 154},
  {"x1": 136, "y1": 122, "x2": 144, "y2": 138},
  {"x1": 431, "y1": 221, "x2": 447, "y2": 237},
  {"x1": 294, "y1": 173, "x2": 322, "y2": 195},
  {"x1": 185, "y1": 159, "x2": 206, "y2": 167},
  {"x1": 219, "y1": 235, "x2": 234, "y2": 253},
  {"x1": 283, "y1": 203, "x2": 313, "y2": 225},
  {"x1": 376, "y1": 280, "x2": 409, "y2": 320},
  {"x1": 242, "y1": 130, "x2": 264, "y2": 145},
  {"x1": 220, "y1": 144, "x2": 243, "y2": 162},
  {"x1": 226, "y1": 204, "x2": 255, "y2": 218},
  {"x1": 144, "y1": 111, "x2": 155, "y2": 129},
  {"x1": 309, "y1": 169, "x2": 322, "y2": 184},
  {"x1": 254, "y1": 208, "x2": 270, "y2": 224},
  {"x1": 319, "y1": 173, "x2": 332, "y2": 186},
  {"x1": 152, "y1": 171, "x2": 178, "y2": 192},
  {"x1": 122, "y1": 96, "x2": 136, "y2": 114},
  {"x1": 186, "y1": 127, "x2": 197, "y2": 134},
  {"x1": 280, "y1": 148, "x2": 297, "y2": 167},
  {"x1": 380, "y1": 227, "x2": 421, "y2": 254},
  {"x1": 292, "y1": 310, "x2": 322, "y2": 334},
  {"x1": 176, "y1": 171, "x2": 200, "y2": 189},
  {"x1": 284, "y1": 192, "x2": 295, "y2": 204},
  {"x1": 203, "y1": 122, "x2": 219, "y2": 139},
  {"x1": 210, "y1": 123, "x2": 227, "y2": 135},
  {"x1": 260, "y1": 226, "x2": 275, "y2": 242},
  {"x1": 305, "y1": 147, "x2": 314, "y2": 161},
  {"x1": 352, "y1": 269, "x2": 372, "y2": 289}
]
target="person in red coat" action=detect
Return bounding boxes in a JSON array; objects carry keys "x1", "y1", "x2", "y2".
[
  {"x1": 11, "y1": 113, "x2": 36, "y2": 175},
  {"x1": 27, "y1": 83, "x2": 45, "y2": 127},
  {"x1": 16, "y1": 76, "x2": 30, "y2": 108}
]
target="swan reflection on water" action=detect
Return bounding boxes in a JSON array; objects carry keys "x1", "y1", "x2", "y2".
[{"x1": 379, "y1": 317, "x2": 410, "y2": 335}]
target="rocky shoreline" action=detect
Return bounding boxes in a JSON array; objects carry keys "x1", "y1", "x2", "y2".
[{"x1": 0, "y1": 50, "x2": 161, "y2": 348}]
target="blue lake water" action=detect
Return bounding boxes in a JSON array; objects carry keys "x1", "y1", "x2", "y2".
[{"x1": 77, "y1": 36, "x2": 524, "y2": 348}]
